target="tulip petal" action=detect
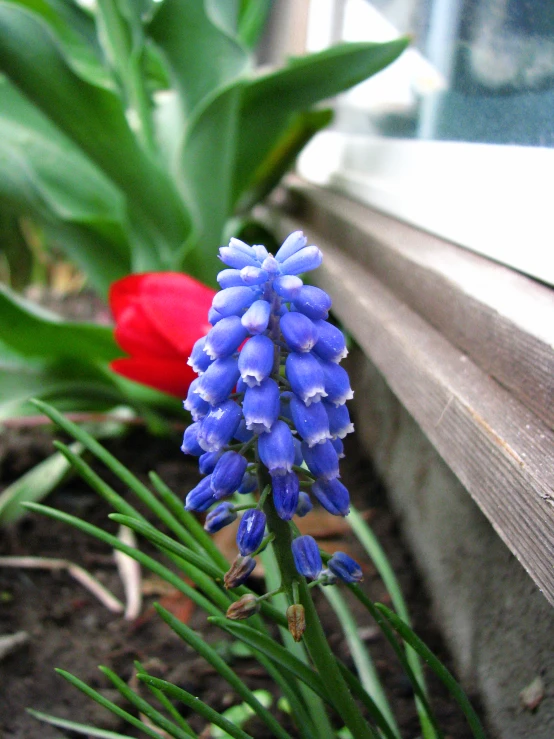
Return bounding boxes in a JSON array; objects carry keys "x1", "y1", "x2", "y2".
[
  {"x1": 110, "y1": 357, "x2": 196, "y2": 398},
  {"x1": 110, "y1": 273, "x2": 215, "y2": 356},
  {"x1": 114, "y1": 302, "x2": 179, "y2": 358}
]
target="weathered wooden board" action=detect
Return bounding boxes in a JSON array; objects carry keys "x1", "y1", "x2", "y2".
[
  {"x1": 269, "y1": 204, "x2": 554, "y2": 605},
  {"x1": 282, "y1": 181, "x2": 554, "y2": 432}
]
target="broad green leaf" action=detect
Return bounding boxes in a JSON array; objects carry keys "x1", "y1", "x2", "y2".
[
  {"x1": 148, "y1": 0, "x2": 249, "y2": 119},
  {"x1": 205, "y1": 0, "x2": 239, "y2": 36},
  {"x1": 0, "y1": 208, "x2": 33, "y2": 289},
  {"x1": 233, "y1": 38, "x2": 410, "y2": 197},
  {"x1": 95, "y1": 0, "x2": 157, "y2": 152},
  {"x1": 237, "y1": 0, "x2": 272, "y2": 49},
  {"x1": 2, "y1": 0, "x2": 113, "y2": 87},
  {"x1": 40, "y1": 220, "x2": 131, "y2": 297},
  {"x1": 0, "y1": 284, "x2": 119, "y2": 360},
  {"x1": 0, "y1": 75, "x2": 130, "y2": 247},
  {"x1": 0, "y1": 76, "x2": 130, "y2": 294},
  {"x1": 178, "y1": 82, "x2": 245, "y2": 284},
  {"x1": 0, "y1": 348, "x2": 124, "y2": 420},
  {"x1": 0, "y1": 441, "x2": 83, "y2": 524},
  {"x1": 177, "y1": 38, "x2": 409, "y2": 277},
  {"x1": 236, "y1": 108, "x2": 334, "y2": 213},
  {"x1": 0, "y1": 3, "x2": 191, "y2": 260}
]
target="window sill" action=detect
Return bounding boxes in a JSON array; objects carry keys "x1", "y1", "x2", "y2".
[{"x1": 265, "y1": 177, "x2": 554, "y2": 606}]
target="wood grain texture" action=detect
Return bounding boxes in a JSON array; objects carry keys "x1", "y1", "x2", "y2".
[
  {"x1": 269, "y1": 206, "x2": 554, "y2": 605},
  {"x1": 280, "y1": 181, "x2": 554, "y2": 432}
]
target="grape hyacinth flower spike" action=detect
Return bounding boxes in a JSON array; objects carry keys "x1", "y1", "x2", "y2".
[{"x1": 181, "y1": 231, "x2": 360, "y2": 637}]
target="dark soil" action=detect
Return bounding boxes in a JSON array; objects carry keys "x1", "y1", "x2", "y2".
[{"x1": 0, "y1": 425, "x2": 483, "y2": 739}]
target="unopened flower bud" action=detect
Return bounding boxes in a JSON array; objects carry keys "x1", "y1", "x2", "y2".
[
  {"x1": 226, "y1": 594, "x2": 260, "y2": 620},
  {"x1": 286, "y1": 604, "x2": 306, "y2": 642},
  {"x1": 327, "y1": 552, "x2": 363, "y2": 583},
  {"x1": 291, "y1": 535, "x2": 322, "y2": 580},
  {"x1": 237, "y1": 509, "x2": 266, "y2": 556},
  {"x1": 224, "y1": 554, "x2": 256, "y2": 589}
]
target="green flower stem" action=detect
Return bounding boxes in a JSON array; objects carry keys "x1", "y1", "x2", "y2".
[{"x1": 262, "y1": 486, "x2": 376, "y2": 739}]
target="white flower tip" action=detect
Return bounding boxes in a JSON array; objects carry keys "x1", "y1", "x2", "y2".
[
  {"x1": 332, "y1": 348, "x2": 349, "y2": 363},
  {"x1": 241, "y1": 372, "x2": 263, "y2": 388},
  {"x1": 302, "y1": 390, "x2": 328, "y2": 406},
  {"x1": 306, "y1": 431, "x2": 332, "y2": 448},
  {"x1": 333, "y1": 390, "x2": 354, "y2": 407}
]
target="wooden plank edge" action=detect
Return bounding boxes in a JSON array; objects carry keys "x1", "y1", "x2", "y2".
[
  {"x1": 266, "y1": 215, "x2": 554, "y2": 605},
  {"x1": 277, "y1": 181, "x2": 554, "y2": 433}
]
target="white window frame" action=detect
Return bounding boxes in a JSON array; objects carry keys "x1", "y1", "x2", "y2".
[
  {"x1": 297, "y1": 134, "x2": 554, "y2": 286},
  {"x1": 297, "y1": 0, "x2": 554, "y2": 286}
]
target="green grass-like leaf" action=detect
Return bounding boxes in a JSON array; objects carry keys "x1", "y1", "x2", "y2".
[
  {"x1": 23, "y1": 502, "x2": 224, "y2": 617},
  {"x1": 27, "y1": 708, "x2": 136, "y2": 738},
  {"x1": 348, "y1": 505, "x2": 436, "y2": 738},
  {"x1": 322, "y1": 585, "x2": 399, "y2": 739},
  {"x1": 209, "y1": 617, "x2": 334, "y2": 708},
  {"x1": 154, "y1": 604, "x2": 293, "y2": 739},
  {"x1": 99, "y1": 665, "x2": 195, "y2": 739},
  {"x1": 55, "y1": 669, "x2": 165, "y2": 739},
  {"x1": 137, "y1": 675, "x2": 253, "y2": 739},
  {"x1": 349, "y1": 585, "x2": 444, "y2": 739},
  {"x1": 376, "y1": 605, "x2": 487, "y2": 739}
]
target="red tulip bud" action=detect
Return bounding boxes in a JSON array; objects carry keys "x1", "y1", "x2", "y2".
[{"x1": 108, "y1": 273, "x2": 215, "y2": 397}]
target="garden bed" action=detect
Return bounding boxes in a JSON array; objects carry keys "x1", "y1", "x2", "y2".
[{"x1": 0, "y1": 425, "x2": 481, "y2": 738}]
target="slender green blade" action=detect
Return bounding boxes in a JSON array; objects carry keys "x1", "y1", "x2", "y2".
[
  {"x1": 155, "y1": 604, "x2": 294, "y2": 739},
  {"x1": 149, "y1": 471, "x2": 228, "y2": 567},
  {"x1": 348, "y1": 505, "x2": 436, "y2": 738},
  {"x1": 55, "y1": 669, "x2": 165, "y2": 739},
  {"x1": 137, "y1": 675, "x2": 253, "y2": 739},
  {"x1": 259, "y1": 534, "x2": 329, "y2": 739},
  {"x1": 376, "y1": 605, "x2": 487, "y2": 739},
  {"x1": 27, "y1": 708, "x2": 136, "y2": 739},
  {"x1": 23, "y1": 502, "x2": 225, "y2": 617},
  {"x1": 100, "y1": 666, "x2": 195, "y2": 739},
  {"x1": 109, "y1": 513, "x2": 224, "y2": 580},
  {"x1": 135, "y1": 660, "x2": 197, "y2": 736},
  {"x1": 349, "y1": 585, "x2": 444, "y2": 739},
  {"x1": 322, "y1": 585, "x2": 400, "y2": 739},
  {"x1": 209, "y1": 617, "x2": 334, "y2": 707}
]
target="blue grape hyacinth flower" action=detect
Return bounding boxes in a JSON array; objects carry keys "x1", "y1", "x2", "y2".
[{"x1": 182, "y1": 231, "x2": 360, "y2": 590}]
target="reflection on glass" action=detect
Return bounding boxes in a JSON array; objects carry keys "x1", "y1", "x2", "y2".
[{"x1": 311, "y1": 0, "x2": 554, "y2": 147}]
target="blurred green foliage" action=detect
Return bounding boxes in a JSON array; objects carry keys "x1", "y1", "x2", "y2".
[{"x1": 0, "y1": 0, "x2": 408, "y2": 419}]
